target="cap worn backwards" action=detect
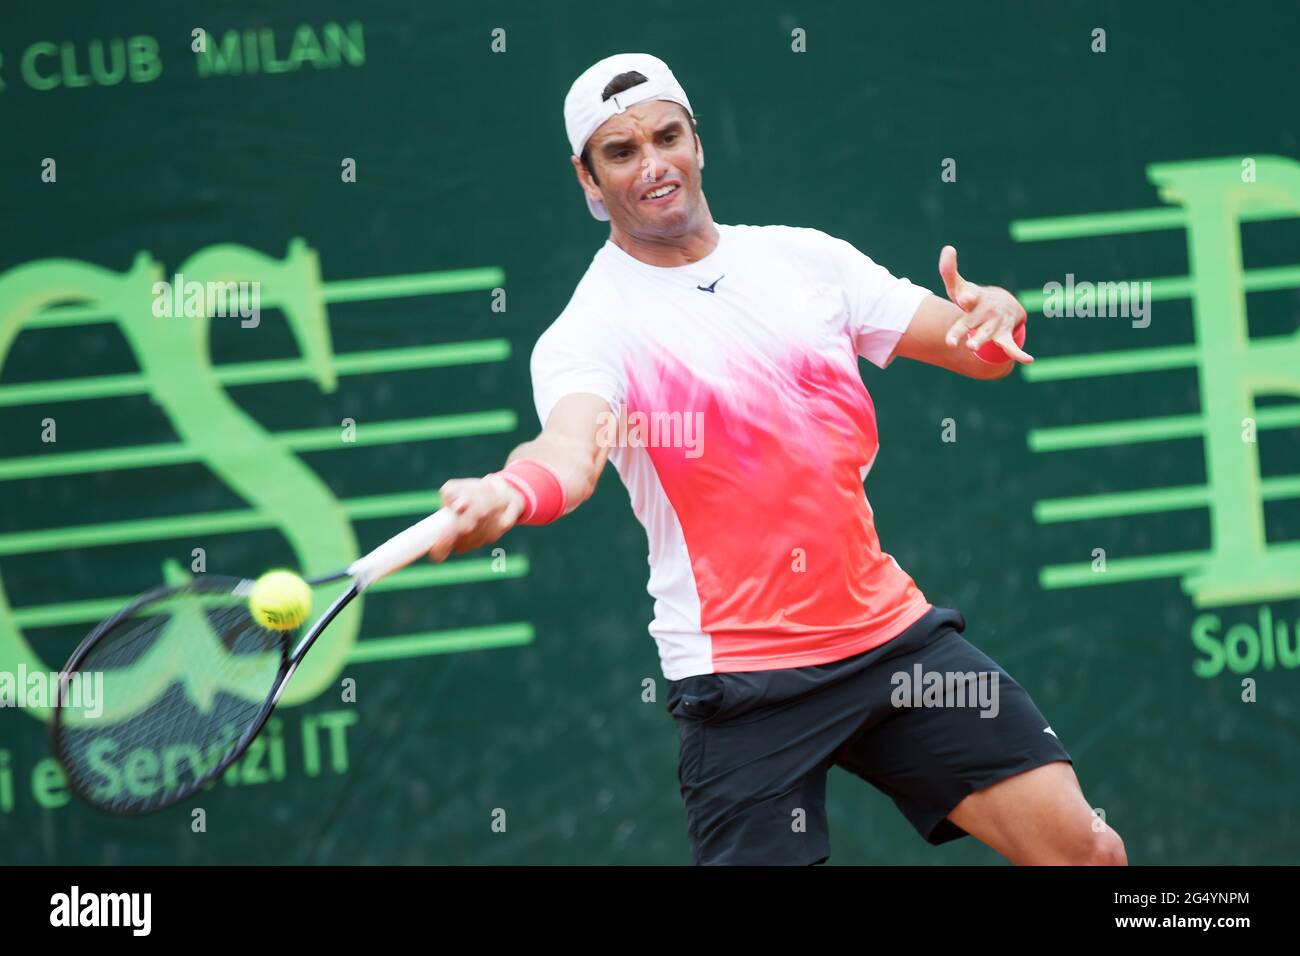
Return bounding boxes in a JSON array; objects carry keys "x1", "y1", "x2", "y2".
[{"x1": 563, "y1": 53, "x2": 694, "y2": 221}]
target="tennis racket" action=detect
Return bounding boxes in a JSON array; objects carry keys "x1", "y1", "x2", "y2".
[{"x1": 51, "y1": 508, "x2": 459, "y2": 816}]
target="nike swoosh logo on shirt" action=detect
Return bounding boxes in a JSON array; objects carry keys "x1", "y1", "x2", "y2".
[{"x1": 696, "y1": 274, "x2": 724, "y2": 293}]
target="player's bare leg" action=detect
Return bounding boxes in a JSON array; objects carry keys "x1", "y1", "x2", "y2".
[{"x1": 945, "y1": 761, "x2": 1127, "y2": 865}]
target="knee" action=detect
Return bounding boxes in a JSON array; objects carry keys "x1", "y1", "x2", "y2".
[{"x1": 1081, "y1": 827, "x2": 1127, "y2": 866}]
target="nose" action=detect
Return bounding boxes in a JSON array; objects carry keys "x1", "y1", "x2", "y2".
[{"x1": 639, "y1": 143, "x2": 671, "y2": 184}]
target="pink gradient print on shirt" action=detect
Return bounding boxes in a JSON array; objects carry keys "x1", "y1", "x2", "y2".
[{"x1": 626, "y1": 342, "x2": 930, "y2": 671}]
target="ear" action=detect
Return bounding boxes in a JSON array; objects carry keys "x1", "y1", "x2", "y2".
[
  {"x1": 695, "y1": 134, "x2": 705, "y2": 171},
  {"x1": 570, "y1": 154, "x2": 603, "y2": 204}
]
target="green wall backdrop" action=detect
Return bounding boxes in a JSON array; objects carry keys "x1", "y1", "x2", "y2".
[{"x1": 1, "y1": 1, "x2": 1298, "y2": 864}]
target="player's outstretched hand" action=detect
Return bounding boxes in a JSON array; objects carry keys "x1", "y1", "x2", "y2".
[
  {"x1": 938, "y1": 245, "x2": 1033, "y2": 364},
  {"x1": 427, "y1": 476, "x2": 525, "y2": 561}
]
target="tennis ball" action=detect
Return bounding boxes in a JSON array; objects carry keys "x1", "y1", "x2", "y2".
[{"x1": 248, "y1": 570, "x2": 312, "y2": 631}]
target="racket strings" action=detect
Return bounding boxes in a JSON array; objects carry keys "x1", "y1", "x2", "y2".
[{"x1": 54, "y1": 589, "x2": 292, "y2": 814}]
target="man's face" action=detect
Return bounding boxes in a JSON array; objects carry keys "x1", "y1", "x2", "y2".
[{"x1": 573, "y1": 99, "x2": 706, "y2": 238}]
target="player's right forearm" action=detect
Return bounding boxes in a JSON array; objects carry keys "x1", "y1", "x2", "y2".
[
  {"x1": 432, "y1": 396, "x2": 609, "y2": 556},
  {"x1": 504, "y1": 430, "x2": 607, "y2": 515},
  {"x1": 498, "y1": 392, "x2": 613, "y2": 518}
]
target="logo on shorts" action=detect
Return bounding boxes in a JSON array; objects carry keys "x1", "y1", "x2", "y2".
[{"x1": 889, "y1": 664, "x2": 1000, "y2": 718}]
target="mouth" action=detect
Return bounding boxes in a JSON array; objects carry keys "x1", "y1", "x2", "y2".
[{"x1": 639, "y1": 181, "x2": 682, "y2": 205}]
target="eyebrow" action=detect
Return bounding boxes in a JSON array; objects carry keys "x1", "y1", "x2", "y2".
[{"x1": 597, "y1": 120, "x2": 687, "y2": 155}]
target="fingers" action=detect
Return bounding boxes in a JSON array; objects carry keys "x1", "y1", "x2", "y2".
[
  {"x1": 944, "y1": 308, "x2": 981, "y2": 347},
  {"x1": 425, "y1": 519, "x2": 458, "y2": 562},
  {"x1": 428, "y1": 477, "x2": 520, "y2": 562},
  {"x1": 426, "y1": 506, "x2": 476, "y2": 562},
  {"x1": 994, "y1": 328, "x2": 1034, "y2": 364},
  {"x1": 950, "y1": 288, "x2": 1029, "y2": 357},
  {"x1": 968, "y1": 312, "x2": 1033, "y2": 365},
  {"x1": 938, "y1": 245, "x2": 979, "y2": 311},
  {"x1": 938, "y1": 245, "x2": 961, "y2": 301},
  {"x1": 438, "y1": 479, "x2": 475, "y2": 515},
  {"x1": 965, "y1": 307, "x2": 1006, "y2": 350}
]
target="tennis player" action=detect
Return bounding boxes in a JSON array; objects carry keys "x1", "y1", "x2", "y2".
[{"x1": 431, "y1": 53, "x2": 1127, "y2": 866}]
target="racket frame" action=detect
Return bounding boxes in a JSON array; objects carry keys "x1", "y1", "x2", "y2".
[
  {"x1": 51, "y1": 572, "x2": 350, "y2": 816},
  {"x1": 51, "y1": 506, "x2": 455, "y2": 815}
]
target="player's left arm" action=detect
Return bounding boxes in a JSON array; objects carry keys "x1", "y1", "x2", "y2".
[{"x1": 890, "y1": 245, "x2": 1032, "y2": 380}]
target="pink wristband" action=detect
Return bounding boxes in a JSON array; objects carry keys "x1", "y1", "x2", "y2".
[{"x1": 490, "y1": 458, "x2": 568, "y2": 525}]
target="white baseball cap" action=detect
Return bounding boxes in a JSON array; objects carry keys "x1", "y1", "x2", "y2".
[{"x1": 564, "y1": 53, "x2": 695, "y2": 221}]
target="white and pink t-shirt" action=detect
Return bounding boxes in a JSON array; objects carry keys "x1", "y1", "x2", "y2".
[{"x1": 531, "y1": 222, "x2": 935, "y2": 680}]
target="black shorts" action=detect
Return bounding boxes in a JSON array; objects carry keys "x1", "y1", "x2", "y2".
[{"x1": 664, "y1": 606, "x2": 1072, "y2": 865}]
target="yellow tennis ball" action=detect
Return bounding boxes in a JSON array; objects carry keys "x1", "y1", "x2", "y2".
[{"x1": 248, "y1": 570, "x2": 312, "y2": 631}]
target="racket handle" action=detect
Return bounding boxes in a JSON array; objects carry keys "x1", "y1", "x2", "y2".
[{"x1": 347, "y1": 508, "x2": 458, "y2": 590}]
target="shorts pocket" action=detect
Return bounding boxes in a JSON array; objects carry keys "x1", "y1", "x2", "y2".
[
  {"x1": 669, "y1": 673, "x2": 727, "y2": 722},
  {"x1": 676, "y1": 717, "x2": 708, "y2": 791}
]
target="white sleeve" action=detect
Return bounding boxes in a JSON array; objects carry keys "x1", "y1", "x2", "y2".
[
  {"x1": 821, "y1": 233, "x2": 932, "y2": 369},
  {"x1": 529, "y1": 318, "x2": 625, "y2": 428}
]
